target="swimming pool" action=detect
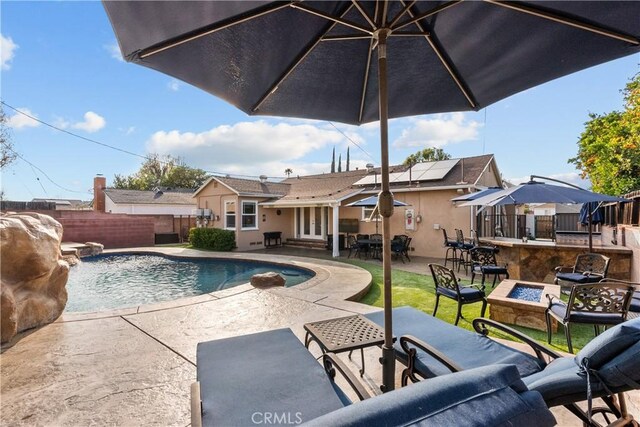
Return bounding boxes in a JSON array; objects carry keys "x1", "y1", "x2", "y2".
[{"x1": 65, "y1": 253, "x2": 314, "y2": 313}]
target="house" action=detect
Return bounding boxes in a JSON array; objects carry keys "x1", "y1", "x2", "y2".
[
  {"x1": 93, "y1": 176, "x2": 196, "y2": 216},
  {"x1": 193, "y1": 154, "x2": 503, "y2": 258},
  {"x1": 31, "y1": 198, "x2": 91, "y2": 210}
]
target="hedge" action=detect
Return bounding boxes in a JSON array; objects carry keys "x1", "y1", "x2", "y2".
[{"x1": 189, "y1": 227, "x2": 236, "y2": 251}]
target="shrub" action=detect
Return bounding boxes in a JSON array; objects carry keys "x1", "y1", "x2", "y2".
[{"x1": 189, "y1": 227, "x2": 236, "y2": 251}]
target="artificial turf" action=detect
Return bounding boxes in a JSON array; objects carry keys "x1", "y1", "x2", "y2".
[{"x1": 345, "y1": 259, "x2": 595, "y2": 353}]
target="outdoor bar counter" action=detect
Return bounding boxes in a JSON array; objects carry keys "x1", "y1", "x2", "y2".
[{"x1": 480, "y1": 238, "x2": 632, "y2": 283}]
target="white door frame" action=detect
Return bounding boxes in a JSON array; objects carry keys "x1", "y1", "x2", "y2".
[{"x1": 300, "y1": 206, "x2": 325, "y2": 239}]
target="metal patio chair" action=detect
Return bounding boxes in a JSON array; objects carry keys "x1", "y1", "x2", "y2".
[
  {"x1": 391, "y1": 235, "x2": 411, "y2": 263},
  {"x1": 455, "y1": 229, "x2": 475, "y2": 274},
  {"x1": 429, "y1": 263, "x2": 487, "y2": 326},
  {"x1": 545, "y1": 279, "x2": 634, "y2": 353},
  {"x1": 441, "y1": 228, "x2": 459, "y2": 269},
  {"x1": 554, "y1": 253, "x2": 611, "y2": 289},
  {"x1": 470, "y1": 246, "x2": 509, "y2": 288}
]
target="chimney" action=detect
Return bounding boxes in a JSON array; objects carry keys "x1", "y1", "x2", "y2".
[
  {"x1": 259, "y1": 175, "x2": 268, "y2": 183},
  {"x1": 93, "y1": 175, "x2": 106, "y2": 212}
]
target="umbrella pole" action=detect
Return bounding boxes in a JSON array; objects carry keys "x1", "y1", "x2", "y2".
[
  {"x1": 376, "y1": 28, "x2": 395, "y2": 393},
  {"x1": 588, "y1": 209, "x2": 593, "y2": 252}
]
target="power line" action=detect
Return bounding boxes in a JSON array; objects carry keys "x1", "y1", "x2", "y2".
[
  {"x1": 327, "y1": 121, "x2": 378, "y2": 163},
  {"x1": 8, "y1": 147, "x2": 91, "y2": 195},
  {"x1": 2, "y1": 100, "x2": 378, "y2": 182}
]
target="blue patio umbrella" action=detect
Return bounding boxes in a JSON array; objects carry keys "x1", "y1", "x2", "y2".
[
  {"x1": 450, "y1": 187, "x2": 504, "y2": 203},
  {"x1": 579, "y1": 202, "x2": 604, "y2": 226},
  {"x1": 347, "y1": 195, "x2": 408, "y2": 234},
  {"x1": 459, "y1": 177, "x2": 627, "y2": 251},
  {"x1": 103, "y1": 1, "x2": 640, "y2": 392}
]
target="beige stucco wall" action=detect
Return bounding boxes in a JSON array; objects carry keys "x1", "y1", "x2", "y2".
[
  {"x1": 195, "y1": 181, "x2": 294, "y2": 251},
  {"x1": 339, "y1": 189, "x2": 478, "y2": 258}
]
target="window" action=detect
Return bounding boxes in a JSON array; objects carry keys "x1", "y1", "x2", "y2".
[
  {"x1": 241, "y1": 201, "x2": 258, "y2": 230},
  {"x1": 224, "y1": 201, "x2": 236, "y2": 229},
  {"x1": 362, "y1": 206, "x2": 381, "y2": 221}
]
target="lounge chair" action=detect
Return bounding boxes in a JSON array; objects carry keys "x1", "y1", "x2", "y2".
[
  {"x1": 365, "y1": 307, "x2": 640, "y2": 426},
  {"x1": 192, "y1": 327, "x2": 555, "y2": 426}
]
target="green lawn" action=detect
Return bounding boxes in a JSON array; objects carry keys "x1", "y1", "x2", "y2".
[{"x1": 345, "y1": 259, "x2": 595, "y2": 353}]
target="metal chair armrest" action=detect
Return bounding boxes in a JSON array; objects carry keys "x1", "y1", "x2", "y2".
[
  {"x1": 400, "y1": 335, "x2": 463, "y2": 373},
  {"x1": 555, "y1": 266, "x2": 573, "y2": 274},
  {"x1": 472, "y1": 318, "x2": 562, "y2": 362},
  {"x1": 322, "y1": 352, "x2": 372, "y2": 401}
]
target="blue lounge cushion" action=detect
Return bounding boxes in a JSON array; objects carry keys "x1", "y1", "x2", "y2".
[
  {"x1": 549, "y1": 302, "x2": 625, "y2": 324},
  {"x1": 522, "y1": 357, "x2": 588, "y2": 406},
  {"x1": 304, "y1": 364, "x2": 556, "y2": 427},
  {"x1": 630, "y1": 291, "x2": 640, "y2": 313},
  {"x1": 598, "y1": 340, "x2": 640, "y2": 388},
  {"x1": 556, "y1": 272, "x2": 602, "y2": 284},
  {"x1": 197, "y1": 328, "x2": 347, "y2": 426},
  {"x1": 576, "y1": 317, "x2": 640, "y2": 369},
  {"x1": 365, "y1": 307, "x2": 544, "y2": 379}
]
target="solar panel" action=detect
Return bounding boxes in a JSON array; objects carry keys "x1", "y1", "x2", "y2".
[{"x1": 355, "y1": 159, "x2": 459, "y2": 186}]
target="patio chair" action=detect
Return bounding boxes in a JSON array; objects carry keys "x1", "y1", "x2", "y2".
[
  {"x1": 346, "y1": 235, "x2": 365, "y2": 259},
  {"x1": 192, "y1": 327, "x2": 555, "y2": 427},
  {"x1": 391, "y1": 235, "x2": 411, "y2": 263},
  {"x1": 429, "y1": 263, "x2": 487, "y2": 326},
  {"x1": 469, "y1": 246, "x2": 509, "y2": 288},
  {"x1": 441, "y1": 228, "x2": 460, "y2": 269},
  {"x1": 554, "y1": 253, "x2": 611, "y2": 288},
  {"x1": 455, "y1": 229, "x2": 475, "y2": 274},
  {"x1": 545, "y1": 279, "x2": 634, "y2": 353},
  {"x1": 365, "y1": 307, "x2": 640, "y2": 426}
]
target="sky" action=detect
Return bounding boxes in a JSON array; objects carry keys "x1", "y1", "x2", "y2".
[{"x1": 1, "y1": 1, "x2": 639, "y2": 202}]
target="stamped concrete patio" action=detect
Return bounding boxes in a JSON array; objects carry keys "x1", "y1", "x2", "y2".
[{"x1": 1, "y1": 246, "x2": 635, "y2": 426}]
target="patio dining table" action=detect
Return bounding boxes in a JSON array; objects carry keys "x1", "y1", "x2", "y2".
[{"x1": 358, "y1": 239, "x2": 403, "y2": 261}]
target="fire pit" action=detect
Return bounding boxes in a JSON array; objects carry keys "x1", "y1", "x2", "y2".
[{"x1": 488, "y1": 280, "x2": 559, "y2": 332}]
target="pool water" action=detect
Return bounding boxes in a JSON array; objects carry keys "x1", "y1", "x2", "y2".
[
  {"x1": 507, "y1": 284, "x2": 543, "y2": 302},
  {"x1": 65, "y1": 254, "x2": 314, "y2": 313}
]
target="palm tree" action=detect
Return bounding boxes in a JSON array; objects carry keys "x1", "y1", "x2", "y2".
[{"x1": 284, "y1": 168, "x2": 293, "y2": 178}]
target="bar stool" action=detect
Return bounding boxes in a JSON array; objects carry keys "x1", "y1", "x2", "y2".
[
  {"x1": 442, "y1": 229, "x2": 459, "y2": 269},
  {"x1": 455, "y1": 229, "x2": 474, "y2": 275}
]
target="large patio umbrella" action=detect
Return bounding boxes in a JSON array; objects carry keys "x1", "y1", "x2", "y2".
[
  {"x1": 459, "y1": 177, "x2": 628, "y2": 251},
  {"x1": 347, "y1": 195, "x2": 408, "y2": 234},
  {"x1": 103, "y1": 1, "x2": 640, "y2": 392}
]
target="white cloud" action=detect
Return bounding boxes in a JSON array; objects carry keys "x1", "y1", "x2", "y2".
[
  {"x1": 1, "y1": 34, "x2": 18, "y2": 70},
  {"x1": 393, "y1": 113, "x2": 481, "y2": 148},
  {"x1": 122, "y1": 126, "x2": 136, "y2": 135},
  {"x1": 167, "y1": 79, "x2": 182, "y2": 91},
  {"x1": 71, "y1": 111, "x2": 106, "y2": 133},
  {"x1": 53, "y1": 116, "x2": 70, "y2": 129},
  {"x1": 146, "y1": 120, "x2": 348, "y2": 174},
  {"x1": 104, "y1": 42, "x2": 124, "y2": 62},
  {"x1": 7, "y1": 108, "x2": 40, "y2": 129}
]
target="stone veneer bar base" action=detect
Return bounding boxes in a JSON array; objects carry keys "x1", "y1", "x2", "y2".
[{"x1": 488, "y1": 279, "x2": 559, "y2": 332}]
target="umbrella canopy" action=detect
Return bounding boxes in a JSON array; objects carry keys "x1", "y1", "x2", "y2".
[
  {"x1": 459, "y1": 181, "x2": 626, "y2": 207},
  {"x1": 580, "y1": 201, "x2": 605, "y2": 226},
  {"x1": 459, "y1": 180, "x2": 627, "y2": 250},
  {"x1": 450, "y1": 187, "x2": 504, "y2": 203},
  {"x1": 347, "y1": 195, "x2": 409, "y2": 234},
  {"x1": 103, "y1": 0, "x2": 640, "y2": 392},
  {"x1": 347, "y1": 195, "x2": 408, "y2": 208}
]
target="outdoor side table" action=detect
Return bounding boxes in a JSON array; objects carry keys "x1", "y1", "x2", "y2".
[{"x1": 303, "y1": 314, "x2": 390, "y2": 376}]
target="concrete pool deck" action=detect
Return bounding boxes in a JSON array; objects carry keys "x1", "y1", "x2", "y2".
[{"x1": 1, "y1": 247, "x2": 636, "y2": 425}]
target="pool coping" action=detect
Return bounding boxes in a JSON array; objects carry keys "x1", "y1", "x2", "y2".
[{"x1": 57, "y1": 247, "x2": 373, "y2": 322}]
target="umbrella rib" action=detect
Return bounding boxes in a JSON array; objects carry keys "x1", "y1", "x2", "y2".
[
  {"x1": 388, "y1": 1, "x2": 417, "y2": 29},
  {"x1": 251, "y1": 4, "x2": 356, "y2": 113},
  {"x1": 137, "y1": 2, "x2": 291, "y2": 60},
  {"x1": 358, "y1": 37, "x2": 375, "y2": 124},
  {"x1": 392, "y1": 1, "x2": 462, "y2": 32},
  {"x1": 351, "y1": 0, "x2": 376, "y2": 29},
  {"x1": 399, "y1": 0, "x2": 478, "y2": 109},
  {"x1": 290, "y1": 3, "x2": 373, "y2": 35},
  {"x1": 485, "y1": 0, "x2": 639, "y2": 46}
]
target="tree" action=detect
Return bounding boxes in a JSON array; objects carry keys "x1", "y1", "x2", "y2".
[
  {"x1": 338, "y1": 154, "x2": 342, "y2": 172},
  {"x1": 569, "y1": 73, "x2": 640, "y2": 195},
  {"x1": 330, "y1": 147, "x2": 335, "y2": 173},
  {"x1": 284, "y1": 168, "x2": 293, "y2": 177},
  {"x1": 346, "y1": 147, "x2": 350, "y2": 171},
  {"x1": 0, "y1": 105, "x2": 17, "y2": 169},
  {"x1": 113, "y1": 154, "x2": 209, "y2": 190},
  {"x1": 403, "y1": 147, "x2": 451, "y2": 165}
]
